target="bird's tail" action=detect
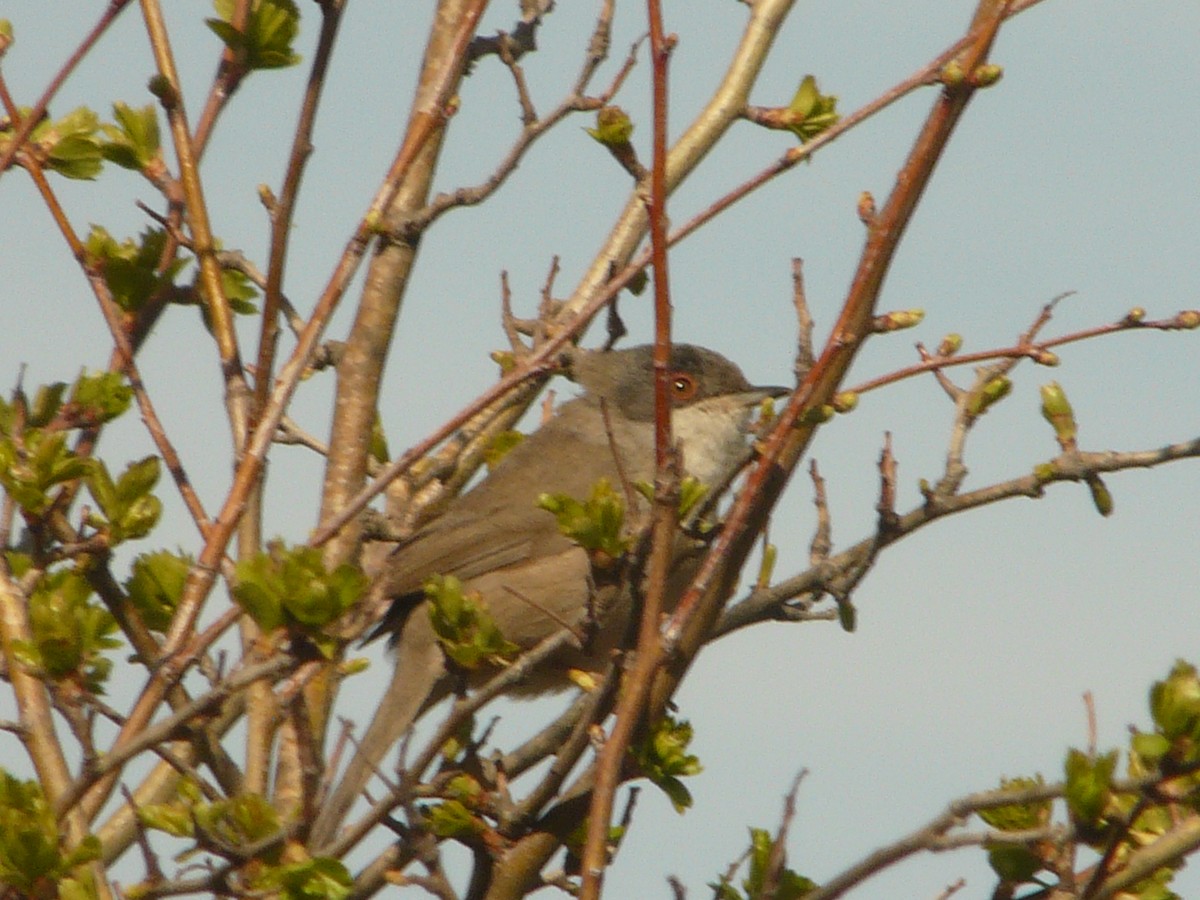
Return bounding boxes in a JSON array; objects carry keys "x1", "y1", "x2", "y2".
[{"x1": 309, "y1": 614, "x2": 446, "y2": 851}]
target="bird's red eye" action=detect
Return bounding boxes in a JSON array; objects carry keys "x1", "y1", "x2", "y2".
[{"x1": 670, "y1": 372, "x2": 698, "y2": 402}]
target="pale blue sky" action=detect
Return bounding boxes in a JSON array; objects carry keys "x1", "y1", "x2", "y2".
[{"x1": 2, "y1": 2, "x2": 1199, "y2": 897}]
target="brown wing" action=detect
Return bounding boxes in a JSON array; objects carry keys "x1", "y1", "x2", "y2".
[{"x1": 368, "y1": 396, "x2": 654, "y2": 639}]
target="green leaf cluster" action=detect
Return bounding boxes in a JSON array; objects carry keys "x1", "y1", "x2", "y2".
[
  {"x1": 425, "y1": 575, "x2": 518, "y2": 670},
  {"x1": 978, "y1": 775, "x2": 1051, "y2": 883},
  {"x1": 100, "y1": 102, "x2": 161, "y2": 172},
  {"x1": 0, "y1": 772, "x2": 100, "y2": 895},
  {"x1": 256, "y1": 858, "x2": 354, "y2": 900},
  {"x1": 1142, "y1": 660, "x2": 1200, "y2": 769},
  {"x1": 0, "y1": 430, "x2": 92, "y2": 516},
  {"x1": 206, "y1": 0, "x2": 302, "y2": 70},
  {"x1": 785, "y1": 75, "x2": 840, "y2": 144},
  {"x1": 425, "y1": 797, "x2": 484, "y2": 840},
  {"x1": 140, "y1": 782, "x2": 279, "y2": 846},
  {"x1": 412, "y1": 770, "x2": 494, "y2": 846},
  {"x1": 85, "y1": 456, "x2": 163, "y2": 543},
  {"x1": 978, "y1": 775, "x2": 1051, "y2": 832},
  {"x1": 194, "y1": 792, "x2": 282, "y2": 849},
  {"x1": 634, "y1": 475, "x2": 711, "y2": 525},
  {"x1": 232, "y1": 545, "x2": 365, "y2": 653},
  {"x1": 0, "y1": 371, "x2": 134, "y2": 523},
  {"x1": 137, "y1": 783, "x2": 353, "y2": 899},
  {"x1": 124, "y1": 550, "x2": 192, "y2": 632},
  {"x1": 85, "y1": 226, "x2": 187, "y2": 314},
  {"x1": 8, "y1": 563, "x2": 120, "y2": 692},
  {"x1": 0, "y1": 106, "x2": 107, "y2": 180},
  {"x1": 711, "y1": 827, "x2": 817, "y2": 900},
  {"x1": 68, "y1": 370, "x2": 134, "y2": 426},
  {"x1": 630, "y1": 715, "x2": 702, "y2": 813},
  {"x1": 537, "y1": 477, "x2": 629, "y2": 562},
  {"x1": 1064, "y1": 747, "x2": 1118, "y2": 834},
  {"x1": 218, "y1": 260, "x2": 260, "y2": 316}
]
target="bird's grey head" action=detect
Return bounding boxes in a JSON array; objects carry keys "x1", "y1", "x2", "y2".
[{"x1": 568, "y1": 343, "x2": 788, "y2": 485}]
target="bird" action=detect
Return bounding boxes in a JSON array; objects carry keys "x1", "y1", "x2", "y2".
[{"x1": 309, "y1": 343, "x2": 786, "y2": 848}]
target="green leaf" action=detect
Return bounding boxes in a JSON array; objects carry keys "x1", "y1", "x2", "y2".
[
  {"x1": 0, "y1": 431, "x2": 93, "y2": 516},
  {"x1": 136, "y1": 800, "x2": 195, "y2": 838},
  {"x1": 0, "y1": 773, "x2": 63, "y2": 890},
  {"x1": 739, "y1": 826, "x2": 818, "y2": 899},
  {"x1": 233, "y1": 544, "x2": 365, "y2": 632},
  {"x1": 425, "y1": 574, "x2": 518, "y2": 669},
  {"x1": 206, "y1": 0, "x2": 302, "y2": 71},
  {"x1": 630, "y1": 715, "x2": 703, "y2": 813},
  {"x1": 369, "y1": 413, "x2": 390, "y2": 465},
  {"x1": 220, "y1": 264, "x2": 259, "y2": 314},
  {"x1": 100, "y1": 102, "x2": 160, "y2": 171},
  {"x1": 22, "y1": 568, "x2": 120, "y2": 692},
  {"x1": 986, "y1": 844, "x2": 1043, "y2": 883},
  {"x1": 424, "y1": 799, "x2": 484, "y2": 839},
  {"x1": 125, "y1": 550, "x2": 191, "y2": 632},
  {"x1": 28, "y1": 382, "x2": 67, "y2": 428},
  {"x1": 32, "y1": 107, "x2": 105, "y2": 179},
  {"x1": 85, "y1": 456, "x2": 162, "y2": 543},
  {"x1": 84, "y1": 226, "x2": 184, "y2": 313},
  {"x1": 194, "y1": 793, "x2": 281, "y2": 849},
  {"x1": 1064, "y1": 747, "x2": 1118, "y2": 832},
  {"x1": 257, "y1": 857, "x2": 354, "y2": 900},
  {"x1": 977, "y1": 775, "x2": 1051, "y2": 831},
  {"x1": 784, "y1": 75, "x2": 840, "y2": 143},
  {"x1": 1150, "y1": 661, "x2": 1200, "y2": 743},
  {"x1": 537, "y1": 477, "x2": 629, "y2": 562}
]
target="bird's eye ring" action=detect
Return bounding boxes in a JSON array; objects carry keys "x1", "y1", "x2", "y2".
[{"x1": 670, "y1": 372, "x2": 698, "y2": 402}]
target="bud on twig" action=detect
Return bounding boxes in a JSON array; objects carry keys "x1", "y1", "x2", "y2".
[{"x1": 1040, "y1": 381, "x2": 1078, "y2": 450}]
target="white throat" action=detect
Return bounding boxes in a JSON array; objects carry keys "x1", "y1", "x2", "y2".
[{"x1": 672, "y1": 396, "x2": 756, "y2": 487}]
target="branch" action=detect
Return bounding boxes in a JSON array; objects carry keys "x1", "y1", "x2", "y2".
[{"x1": 716, "y1": 435, "x2": 1200, "y2": 637}]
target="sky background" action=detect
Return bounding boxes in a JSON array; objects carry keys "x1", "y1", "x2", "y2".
[{"x1": 2, "y1": 1, "x2": 1199, "y2": 897}]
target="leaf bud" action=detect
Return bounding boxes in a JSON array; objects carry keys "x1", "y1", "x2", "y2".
[
  {"x1": 832, "y1": 391, "x2": 858, "y2": 413},
  {"x1": 1087, "y1": 475, "x2": 1113, "y2": 517},
  {"x1": 936, "y1": 333, "x2": 963, "y2": 357},
  {"x1": 1176, "y1": 310, "x2": 1200, "y2": 329},
  {"x1": 1039, "y1": 381, "x2": 1077, "y2": 448},
  {"x1": 971, "y1": 64, "x2": 1004, "y2": 87}
]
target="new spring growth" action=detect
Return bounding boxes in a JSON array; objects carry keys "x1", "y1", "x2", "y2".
[
  {"x1": 857, "y1": 191, "x2": 876, "y2": 225},
  {"x1": 1031, "y1": 349, "x2": 1060, "y2": 367},
  {"x1": 783, "y1": 75, "x2": 840, "y2": 143},
  {"x1": 586, "y1": 106, "x2": 634, "y2": 147},
  {"x1": 1177, "y1": 310, "x2": 1200, "y2": 329},
  {"x1": 832, "y1": 391, "x2": 858, "y2": 414},
  {"x1": 745, "y1": 75, "x2": 840, "y2": 145},
  {"x1": 1087, "y1": 475, "x2": 1114, "y2": 517},
  {"x1": 586, "y1": 106, "x2": 644, "y2": 179},
  {"x1": 937, "y1": 333, "x2": 963, "y2": 357},
  {"x1": 872, "y1": 309, "x2": 924, "y2": 333},
  {"x1": 939, "y1": 60, "x2": 965, "y2": 87},
  {"x1": 1123, "y1": 307, "x2": 1146, "y2": 326},
  {"x1": 756, "y1": 543, "x2": 777, "y2": 590},
  {"x1": 966, "y1": 374, "x2": 1011, "y2": 416},
  {"x1": 971, "y1": 64, "x2": 1004, "y2": 88},
  {"x1": 1040, "y1": 381, "x2": 1078, "y2": 450}
]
